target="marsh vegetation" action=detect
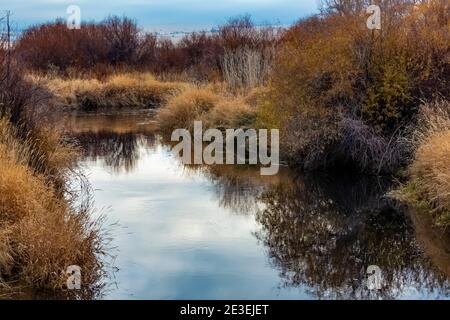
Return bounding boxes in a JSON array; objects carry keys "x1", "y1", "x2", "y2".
[{"x1": 0, "y1": 0, "x2": 449, "y2": 298}]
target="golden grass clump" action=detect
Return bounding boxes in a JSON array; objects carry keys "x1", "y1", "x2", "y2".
[
  {"x1": 157, "y1": 86, "x2": 256, "y2": 134},
  {"x1": 205, "y1": 98, "x2": 255, "y2": 129},
  {"x1": 30, "y1": 72, "x2": 185, "y2": 111},
  {"x1": 411, "y1": 130, "x2": 450, "y2": 227},
  {"x1": 97, "y1": 72, "x2": 183, "y2": 110},
  {"x1": 157, "y1": 87, "x2": 219, "y2": 133},
  {"x1": 395, "y1": 100, "x2": 450, "y2": 229},
  {"x1": 0, "y1": 119, "x2": 104, "y2": 296},
  {"x1": 0, "y1": 117, "x2": 79, "y2": 189},
  {"x1": 26, "y1": 127, "x2": 79, "y2": 181},
  {"x1": 27, "y1": 74, "x2": 102, "y2": 110}
]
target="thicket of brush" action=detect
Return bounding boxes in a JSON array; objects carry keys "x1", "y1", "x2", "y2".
[
  {"x1": 19, "y1": 14, "x2": 277, "y2": 111},
  {"x1": 0, "y1": 32, "x2": 105, "y2": 296},
  {"x1": 259, "y1": 0, "x2": 449, "y2": 173},
  {"x1": 16, "y1": 15, "x2": 277, "y2": 87}
]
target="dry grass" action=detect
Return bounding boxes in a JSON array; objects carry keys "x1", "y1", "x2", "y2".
[
  {"x1": 0, "y1": 118, "x2": 105, "y2": 297},
  {"x1": 157, "y1": 86, "x2": 255, "y2": 134},
  {"x1": 205, "y1": 97, "x2": 255, "y2": 129},
  {"x1": 394, "y1": 100, "x2": 450, "y2": 229},
  {"x1": 157, "y1": 87, "x2": 219, "y2": 133},
  {"x1": 30, "y1": 72, "x2": 185, "y2": 111},
  {"x1": 28, "y1": 74, "x2": 102, "y2": 110},
  {"x1": 411, "y1": 130, "x2": 450, "y2": 227},
  {"x1": 0, "y1": 115, "x2": 79, "y2": 190}
]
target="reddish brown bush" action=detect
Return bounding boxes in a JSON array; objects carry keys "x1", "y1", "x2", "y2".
[
  {"x1": 16, "y1": 16, "x2": 141, "y2": 74},
  {"x1": 16, "y1": 15, "x2": 278, "y2": 84}
]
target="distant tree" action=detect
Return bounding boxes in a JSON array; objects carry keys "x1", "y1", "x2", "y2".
[{"x1": 102, "y1": 16, "x2": 140, "y2": 65}]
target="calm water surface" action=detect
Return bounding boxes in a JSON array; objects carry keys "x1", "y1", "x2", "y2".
[{"x1": 67, "y1": 110, "x2": 450, "y2": 300}]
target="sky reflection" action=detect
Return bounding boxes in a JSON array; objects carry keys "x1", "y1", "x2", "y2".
[
  {"x1": 85, "y1": 144, "x2": 308, "y2": 299},
  {"x1": 71, "y1": 112, "x2": 450, "y2": 300}
]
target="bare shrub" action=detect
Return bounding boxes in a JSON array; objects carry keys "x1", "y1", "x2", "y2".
[
  {"x1": 336, "y1": 117, "x2": 409, "y2": 173},
  {"x1": 282, "y1": 112, "x2": 410, "y2": 173},
  {"x1": 178, "y1": 32, "x2": 223, "y2": 81},
  {"x1": 102, "y1": 16, "x2": 140, "y2": 66},
  {"x1": 319, "y1": 0, "x2": 422, "y2": 16},
  {"x1": 282, "y1": 107, "x2": 341, "y2": 171},
  {"x1": 219, "y1": 15, "x2": 278, "y2": 92},
  {"x1": 222, "y1": 46, "x2": 275, "y2": 93},
  {"x1": 16, "y1": 16, "x2": 141, "y2": 73}
]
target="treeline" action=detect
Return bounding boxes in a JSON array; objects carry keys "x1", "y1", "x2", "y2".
[{"x1": 16, "y1": 15, "x2": 277, "y2": 84}]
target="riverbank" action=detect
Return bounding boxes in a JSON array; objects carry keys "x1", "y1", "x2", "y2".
[
  {"x1": 393, "y1": 101, "x2": 450, "y2": 230},
  {"x1": 33, "y1": 68, "x2": 450, "y2": 231},
  {"x1": 0, "y1": 59, "x2": 106, "y2": 297},
  {"x1": 29, "y1": 72, "x2": 185, "y2": 111},
  {"x1": 33, "y1": 72, "x2": 260, "y2": 132},
  {"x1": 0, "y1": 118, "x2": 105, "y2": 297}
]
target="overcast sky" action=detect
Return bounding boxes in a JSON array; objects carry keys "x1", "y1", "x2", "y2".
[{"x1": 0, "y1": 0, "x2": 319, "y2": 33}]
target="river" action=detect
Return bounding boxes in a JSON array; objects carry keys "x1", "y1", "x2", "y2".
[{"x1": 65, "y1": 110, "x2": 450, "y2": 300}]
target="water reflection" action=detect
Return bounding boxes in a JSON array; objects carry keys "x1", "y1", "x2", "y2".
[
  {"x1": 68, "y1": 111, "x2": 450, "y2": 300},
  {"x1": 74, "y1": 131, "x2": 155, "y2": 173},
  {"x1": 254, "y1": 175, "x2": 450, "y2": 299},
  {"x1": 179, "y1": 162, "x2": 450, "y2": 299},
  {"x1": 64, "y1": 111, "x2": 157, "y2": 173}
]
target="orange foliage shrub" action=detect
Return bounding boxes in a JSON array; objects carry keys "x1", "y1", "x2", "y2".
[{"x1": 260, "y1": 0, "x2": 449, "y2": 172}]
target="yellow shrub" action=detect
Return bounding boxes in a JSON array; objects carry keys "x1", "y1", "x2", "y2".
[
  {"x1": 395, "y1": 100, "x2": 450, "y2": 229},
  {"x1": 260, "y1": 3, "x2": 449, "y2": 169},
  {"x1": 157, "y1": 87, "x2": 220, "y2": 133},
  {"x1": 411, "y1": 130, "x2": 450, "y2": 227},
  {"x1": 0, "y1": 120, "x2": 103, "y2": 295},
  {"x1": 205, "y1": 98, "x2": 255, "y2": 129},
  {"x1": 157, "y1": 86, "x2": 256, "y2": 134}
]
